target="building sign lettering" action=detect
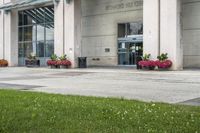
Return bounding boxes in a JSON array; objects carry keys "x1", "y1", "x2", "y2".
[{"x1": 105, "y1": 1, "x2": 143, "y2": 11}]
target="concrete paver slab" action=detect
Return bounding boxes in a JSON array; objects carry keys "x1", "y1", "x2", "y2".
[{"x1": 0, "y1": 67, "x2": 200, "y2": 105}]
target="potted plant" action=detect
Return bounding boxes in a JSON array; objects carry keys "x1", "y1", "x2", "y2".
[
  {"x1": 0, "y1": 59, "x2": 8, "y2": 67},
  {"x1": 156, "y1": 53, "x2": 173, "y2": 70},
  {"x1": 138, "y1": 54, "x2": 156, "y2": 70},
  {"x1": 58, "y1": 54, "x2": 71, "y2": 69},
  {"x1": 47, "y1": 54, "x2": 59, "y2": 69},
  {"x1": 25, "y1": 53, "x2": 40, "y2": 67}
]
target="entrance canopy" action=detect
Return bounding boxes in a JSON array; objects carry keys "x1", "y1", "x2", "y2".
[{"x1": 0, "y1": 0, "x2": 53, "y2": 11}]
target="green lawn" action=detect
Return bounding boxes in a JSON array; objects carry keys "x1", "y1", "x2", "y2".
[{"x1": 0, "y1": 90, "x2": 200, "y2": 133}]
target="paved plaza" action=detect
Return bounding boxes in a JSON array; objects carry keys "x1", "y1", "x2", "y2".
[{"x1": 0, "y1": 67, "x2": 200, "y2": 106}]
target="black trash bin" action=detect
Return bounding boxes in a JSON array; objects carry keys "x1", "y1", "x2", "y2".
[
  {"x1": 136, "y1": 56, "x2": 142, "y2": 69},
  {"x1": 78, "y1": 57, "x2": 87, "y2": 68}
]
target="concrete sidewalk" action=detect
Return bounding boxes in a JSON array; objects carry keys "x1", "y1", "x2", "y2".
[{"x1": 0, "y1": 67, "x2": 200, "y2": 106}]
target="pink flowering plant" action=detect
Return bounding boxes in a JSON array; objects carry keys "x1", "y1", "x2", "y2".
[
  {"x1": 138, "y1": 60, "x2": 156, "y2": 67},
  {"x1": 138, "y1": 54, "x2": 156, "y2": 69},
  {"x1": 47, "y1": 54, "x2": 71, "y2": 68},
  {"x1": 156, "y1": 53, "x2": 172, "y2": 69}
]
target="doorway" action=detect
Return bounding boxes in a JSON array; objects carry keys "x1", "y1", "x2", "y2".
[{"x1": 117, "y1": 22, "x2": 143, "y2": 66}]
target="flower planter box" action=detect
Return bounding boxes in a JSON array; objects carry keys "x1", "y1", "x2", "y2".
[
  {"x1": 25, "y1": 60, "x2": 40, "y2": 67},
  {"x1": 138, "y1": 60, "x2": 156, "y2": 70},
  {"x1": 155, "y1": 60, "x2": 172, "y2": 70},
  {"x1": 60, "y1": 65, "x2": 70, "y2": 69},
  {"x1": 47, "y1": 60, "x2": 71, "y2": 69},
  {"x1": 142, "y1": 66, "x2": 155, "y2": 70},
  {"x1": 0, "y1": 59, "x2": 8, "y2": 67},
  {"x1": 50, "y1": 65, "x2": 60, "y2": 69}
]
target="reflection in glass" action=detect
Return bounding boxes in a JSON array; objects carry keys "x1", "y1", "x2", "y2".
[
  {"x1": 46, "y1": 23, "x2": 54, "y2": 40},
  {"x1": 24, "y1": 26, "x2": 36, "y2": 42},
  {"x1": 18, "y1": 11, "x2": 23, "y2": 26},
  {"x1": 18, "y1": 43, "x2": 24, "y2": 57},
  {"x1": 18, "y1": 27, "x2": 23, "y2": 42},
  {"x1": 23, "y1": 10, "x2": 36, "y2": 25},
  {"x1": 118, "y1": 22, "x2": 143, "y2": 38},
  {"x1": 37, "y1": 41, "x2": 45, "y2": 57},
  {"x1": 127, "y1": 22, "x2": 143, "y2": 35},
  {"x1": 118, "y1": 24, "x2": 126, "y2": 38},
  {"x1": 118, "y1": 53, "x2": 128, "y2": 65},
  {"x1": 46, "y1": 41, "x2": 54, "y2": 57},
  {"x1": 37, "y1": 24, "x2": 45, "y2": 41},
  {"x1": 24, "y1": 42, "x2": 33, "y2": 58}
]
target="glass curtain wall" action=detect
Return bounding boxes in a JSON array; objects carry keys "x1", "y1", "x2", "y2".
[{"x1": 18, "y1": 6, "x2": 54, "y2": 66}]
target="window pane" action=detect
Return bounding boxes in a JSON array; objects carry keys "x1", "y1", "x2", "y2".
[
  {"x1": 24, "y1": 42, "x2": 33, "y2": 58},
  {"x1": 118, "y1": 24, "x2": 126, "y2": 38},
  {"x1": 46, "y1": 23, "x2": 54, "y2": 41},
  {"x1": 45, "y1": 41, "x2": 54, "y2": 57},
  {"x1": 23, "y1": 10, "x2": 36, "y2": 25},
  {"x1": 118, "y1": 53, "x2": 128, "y2": 65},
  {"x1": 18, "y1": 27, "x2": 23, "y2": 42},
  {"x1": 127, "y1": 22, "x2": 143, "y2": 36},
  {"x1": 18, "y1": 43, "x2": 24, "y2": 57},
  {"x1": 37, "y1": 41, "x2": 45, "y2": 57},
  {"x1": 18, "y1": 11, "x2": 23, "y2": 26},
  {"x1": 37, "y1": 24, "x2": 45, "y2": 41},
  {"x1": 24, "y1": 26, "x2": 36, "y2": 42}
]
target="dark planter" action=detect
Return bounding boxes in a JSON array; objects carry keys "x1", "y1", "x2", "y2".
[
  {"x1": 50, "y1": 65, "x2": 60, "y2": 69},
  {"x1": 149, "y1": 66, "x2": 155, "y2": 70},
  {"x1": 25, "y1": 60, "x2": 40, "y2": 67},
  {"x1": 60, "y1": 65, "x2": 70, "y2": 69},
  {"x1": 158, "y1": 67, "x2": 169, "y2": 71},
  {"x1": 142, "y1": 66, "x2": 155, "y2": 70}
]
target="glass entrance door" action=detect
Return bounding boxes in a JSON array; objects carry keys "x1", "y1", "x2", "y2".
[
  {"x1": 118, "y1": 22, "x2": 143, "y2": 66},
  {"x1": 118, "y1": 42, "x2": 143, "y2": 65}
]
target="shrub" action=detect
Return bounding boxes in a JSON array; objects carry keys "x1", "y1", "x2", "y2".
[
  {"x1": 50, "y1": 54, "x2": 58, "y2": 61},
  {"x1": 59, "y1": 54, "x2": 67, "y2": 61},
  {"x1": 157, "y1": 53, "x2": 168, "y2": 61},
  {"x1": 142, "y1": 54, "x2": 151, "y2": 61}
]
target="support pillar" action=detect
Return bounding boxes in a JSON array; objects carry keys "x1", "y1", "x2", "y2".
[
  {"x1": 160, "y1": 0, "x2": 183, "y2": 70},
  {"x1": 54, "y1": 0, "x2": 64, "y2": 57},
  {"x1": 0, "y1": 1, "x2": 3, "y2": 59},
  {"x1": 143, "y1": 0, "x2": 160, "y2": 59},
  {"x1": 54, "y1": 0, "x2": 81, "y2": 68},
  {"x1": 64, "y1": 0, "x2": 81, "y2": 68},
  {"x1": 4, "y1": 10, "x2": 18, "y2": 66},
  {"x1": 0, "y1": 0, "x2": 18, "y2": 66}
]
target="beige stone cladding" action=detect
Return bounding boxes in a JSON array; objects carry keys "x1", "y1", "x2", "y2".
[
  {"x1": 182, "y1": 0, "x2": 200, "y2": 68},
  {"x1": 81, "y1": 0, "x2": 143, "y2": 66}
]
